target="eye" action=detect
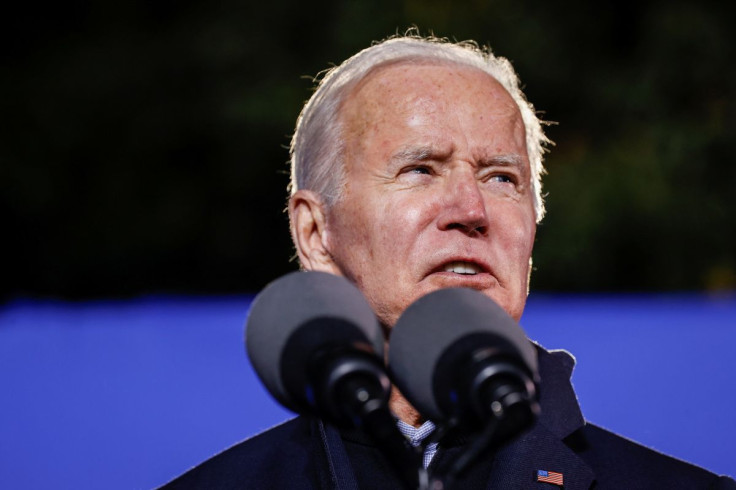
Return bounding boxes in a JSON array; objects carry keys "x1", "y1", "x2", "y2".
[
  {"x1": 399, "y1": 165, "x2": 434, "y2": 179},
  {"x1": 409, "y1": 165, "x2": 432, "y2": 175},
  {"x1": 489, "y1": 174, "x2": 515, "y2": 184}
]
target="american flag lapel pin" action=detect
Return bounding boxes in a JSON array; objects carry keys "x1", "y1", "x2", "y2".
[{"x1": 537, "y1": 469, "x2": 564, "y2": 486}]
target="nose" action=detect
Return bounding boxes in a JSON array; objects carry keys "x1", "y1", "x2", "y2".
[{"x1": 436, "y1": 168, "x2": 489, "y2": 236}]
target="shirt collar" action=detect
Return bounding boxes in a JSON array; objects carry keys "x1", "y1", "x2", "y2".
[{"x1": 396, "y1": 419, "x2": 436, "y2": 447}]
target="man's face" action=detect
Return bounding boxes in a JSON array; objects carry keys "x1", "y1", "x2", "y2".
[{"x1": 321, "y1": 62, "x2": 536, "y2": 326}]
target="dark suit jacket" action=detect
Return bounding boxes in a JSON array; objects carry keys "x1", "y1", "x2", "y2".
[{"x1": 163, "y1": 348, "x2": 735, "y2": 489}]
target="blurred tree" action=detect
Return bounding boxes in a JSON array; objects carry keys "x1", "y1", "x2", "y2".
[{"x1": 2, "y1": 0, "x2": 734, "y2": 300}]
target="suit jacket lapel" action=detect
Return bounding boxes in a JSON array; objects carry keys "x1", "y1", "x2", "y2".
[
  {"x1": 314, "y1": 346, "x2": 597, "y2": 489},
  {"x1": 483, "y1": 346, "x2": 596, "y2": 489},
  {"x1": 486, "y1": 422, "x2": 595, "y2": 489}
]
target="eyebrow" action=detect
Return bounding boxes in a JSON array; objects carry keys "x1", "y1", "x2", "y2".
[
  {"x1": 390, "y1": 145, "x2": 453, "y2": 163},
  {"x1": 477, "y1": 153, "x2": 526, "y2": 169},
  {"x1": 391, "y1": 145, "x2": 526, "y2": 172}
]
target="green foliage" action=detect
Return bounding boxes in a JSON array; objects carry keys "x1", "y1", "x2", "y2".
[{"x1": 3, "y1": 0, "x2": 734, "y2": 298}]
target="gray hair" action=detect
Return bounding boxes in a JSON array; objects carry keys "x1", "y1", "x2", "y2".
[{"x1": 289, "y1": 34, "x2": 551, "y2": 222}]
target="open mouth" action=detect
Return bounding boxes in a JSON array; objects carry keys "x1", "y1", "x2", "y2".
[{"x1": 442, "y1": 261, "x2": 484, "y2": 275}]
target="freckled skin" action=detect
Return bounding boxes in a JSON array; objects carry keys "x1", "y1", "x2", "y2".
[{"x1": 323, "y1": 63, "x2": 536, "y2": 328}]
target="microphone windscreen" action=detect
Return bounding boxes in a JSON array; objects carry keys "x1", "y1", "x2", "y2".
[
  {"x1": 388, "y1": 287, "x2": 537, "y2": 421},
  {"x1": 246, "y1": 271, "x2": 383, "y2": 409}
]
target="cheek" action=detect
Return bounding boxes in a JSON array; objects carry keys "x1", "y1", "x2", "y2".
[
  {"x1": 365, "y1": 204, "x2": 416, "y2": 269},
  {"x1": 493, "y1": 205, "x2": 536, "y2": 264},
  {"x1": 395, "y1": 188, "x2": 448, "y2": 225},
  {"x1": 401, "y1": 205, "x2": 426, "y2": 226},
  {"x1": 327, "y1": 194, "x2": 413, "y2": 274},
  {"x1": 379, "y1": 195, "x2": 438, "y2": 254},
  {"x1": 325, "y1": 204, "x2": 373, "y2": 271},
  {"x1": 512, "y1": 221, "x2": 536, "y2": 258}
]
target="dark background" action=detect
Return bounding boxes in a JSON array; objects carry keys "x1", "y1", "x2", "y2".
[{"x1": 4, "y1": 0, "x2": 735, "y2": 301}]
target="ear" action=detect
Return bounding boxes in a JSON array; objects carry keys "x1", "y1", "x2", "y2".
[{"x1": 288, "y1": 190, "x2": 340, "y2": 273}]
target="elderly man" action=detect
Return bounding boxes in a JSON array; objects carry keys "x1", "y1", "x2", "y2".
[{"x1": 165, "y1": 36, "x2": 734, "y2": 489}]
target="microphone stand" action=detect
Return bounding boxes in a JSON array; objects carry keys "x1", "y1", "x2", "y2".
[
  {"x1": 343, "y1": 383, "x2": 428, "y2": 490},
  {"x1": 425, "y1": 356, "x2": 540, "y2": 490},
  {"x1": 313, "y1": 348, "x2": 427, "y2": 490}
]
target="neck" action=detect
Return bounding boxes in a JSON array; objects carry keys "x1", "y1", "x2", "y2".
[{"x1": 389, "y1": 386, "x2": 425, "y2": 427}]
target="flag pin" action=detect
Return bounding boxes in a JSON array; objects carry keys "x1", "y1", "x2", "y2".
[{"x1": 537, "y1": 469, "x2": 564, "y2": 486}]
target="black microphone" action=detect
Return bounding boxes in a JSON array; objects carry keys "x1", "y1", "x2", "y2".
[
  {"x1": 246, "y1": 271, "x2": 423, "y2": 488},
  {"x1": 388, "y1": 287, "x2": 540, "y2": 482},
  {"x1": 246, "y1": 270, "x2": 389, "y2": 426}
]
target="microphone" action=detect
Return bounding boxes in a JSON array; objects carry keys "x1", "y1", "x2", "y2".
[
  {"x1": 245, "y1": 270, "x2": 389, "y2": 426},
  {"x1": 388, "y1": 287, "x2": 540, "y2": 479},
  {"x1": 246, "y1": 271, "x2": 423, "y2": 489}
]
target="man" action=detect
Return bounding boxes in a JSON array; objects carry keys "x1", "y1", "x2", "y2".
[{"x1": 165, "y1": 35, "x2": 734, "y2": 489}]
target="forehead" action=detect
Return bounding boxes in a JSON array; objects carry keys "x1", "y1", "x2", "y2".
[
  {"x1": 339, "y1": 61, "x2": 526, "y2": 150},
  {"x1": 349, "y1": 60, "x2": 517, "y2": 109}
]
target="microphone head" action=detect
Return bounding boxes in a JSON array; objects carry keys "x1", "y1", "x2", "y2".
[
  {"x1": 388, "y1": 287, "x2": 538, "y2": 423},
  {"x1": 245, "y1": 271, "x2": 384, "y2": 411}
]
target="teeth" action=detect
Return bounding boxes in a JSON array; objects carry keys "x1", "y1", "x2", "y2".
[{"x1": 443, "y1": 261, "x2": 481, "y2": 275}]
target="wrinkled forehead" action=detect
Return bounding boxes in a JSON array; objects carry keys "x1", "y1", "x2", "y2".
[
  {"x1": 347, "y1": 57, "x2": 510, "y2": 98},
  {"x1": 339, "y1": 59, "x2": 522, "y2": 130},
  {"x1": 337, "y1": 61, "x2": 527, "y2": 158}
]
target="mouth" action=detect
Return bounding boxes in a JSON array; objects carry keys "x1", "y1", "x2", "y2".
[
  {"x1": 442, "y1": 261, "x2": 484, "y2": 275},
  {"x1": 426, "y1": 258, "x2": 495, "y2": 289},
  {"x1": 418, "y1": 258, "x2": 498, "y2": 296},
  {"x1": 427, "y1": 257, "x2": 494, "y2": 285}
]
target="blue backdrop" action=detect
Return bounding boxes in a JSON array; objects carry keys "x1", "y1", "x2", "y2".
[{"x1": 1, "y1": 293, "x2": 734, "y2": 489}]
